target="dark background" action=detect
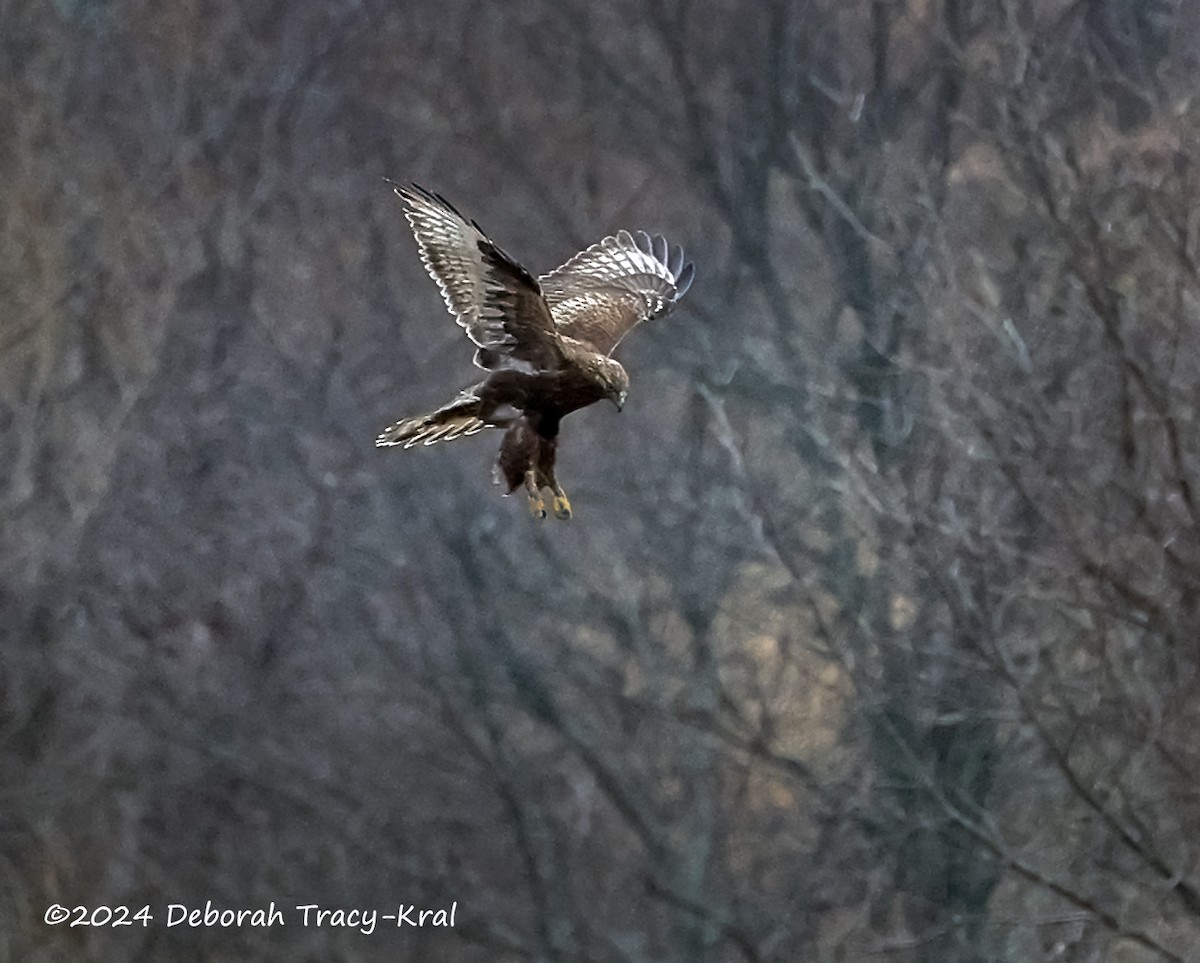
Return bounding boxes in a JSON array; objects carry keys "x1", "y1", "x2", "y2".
[{"x1": 4, "y1": 0, "x2": 1200, "y2": 960}]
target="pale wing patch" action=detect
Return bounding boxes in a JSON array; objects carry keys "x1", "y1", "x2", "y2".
[
  {"x1": 394, "y1": 183, "x2": 564, "y2": 369},
  {"x1": 540, "y1": 229, "x2": 694, "y2": 355},
  {"x1": 396, "y1": 184, "x2": 496, "y2": 347}
]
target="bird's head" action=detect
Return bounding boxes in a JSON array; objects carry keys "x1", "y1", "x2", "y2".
[{"x1": 596, "y1": 358, "x2": 630, "y2": 411}]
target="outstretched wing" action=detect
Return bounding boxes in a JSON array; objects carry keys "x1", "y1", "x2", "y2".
[
  {"x1": 539, "y1": 230, "x2": 695, "y2": 356},
  {"x1": 393, "y1": 182, "x2": 564, "y2": 372}
]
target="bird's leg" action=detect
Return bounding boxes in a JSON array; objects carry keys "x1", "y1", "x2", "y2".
[
  {"x1": 524, "y1": 468, "x2": 546, "y2": 519},
  {"x1": 536, "y1": 435, "x2": 571, "y2": 520},
  {"x1": 550, "y1": 482, "x2": 572, "y2": 521}
]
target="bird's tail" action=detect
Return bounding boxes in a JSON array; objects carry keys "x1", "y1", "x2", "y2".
[{"x1": 375, "y1": 391, "x2": 490, "y2": 448}]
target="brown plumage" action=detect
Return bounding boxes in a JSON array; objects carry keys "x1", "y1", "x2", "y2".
[{"x1": 376, "y1": 183, "x2": 694, "y2": 519}]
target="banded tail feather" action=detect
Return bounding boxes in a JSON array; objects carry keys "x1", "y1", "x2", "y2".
[{"x1": 375, "y1": 393, "x2": 489, "y2": 448}]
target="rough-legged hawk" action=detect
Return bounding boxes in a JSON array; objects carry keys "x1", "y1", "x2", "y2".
[{"x1": 376, "y1": 183, "x2": 694, "y2": 519}]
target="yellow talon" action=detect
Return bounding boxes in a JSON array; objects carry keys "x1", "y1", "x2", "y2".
[
  {"x1": 528, "y1": 490, "x2": 547, "y2": 518},
  {"x1": 523, "y1": 468, "x2": 546, "y2": 519},
  {"x1": 552, "y1": 491, "x2": 572, "y2": 520}
]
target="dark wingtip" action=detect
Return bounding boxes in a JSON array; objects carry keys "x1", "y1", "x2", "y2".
[
  {"x1": 391, "y1": 182, "x2": 479, "y2": 228},
  {"x1": 384, "y1": 176, "x2": 408, "y2": 200},
  {"x1": 675, "y1": 260, "x2": 695, "y2": 297},
  {"x1": 653, "y1": 233, "x2": 669, "y2": 265},
  {"x1": 667, "y1": 244, "x2": 684, "y2": 278},
  {"x1": 388, "y1": 179, "x2": 427, "y2": 204}
]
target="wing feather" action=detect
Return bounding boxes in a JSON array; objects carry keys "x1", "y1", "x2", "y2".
[
  {"x1": 392, "y1": 182, "x2": 563, "y2": 372},
  {"x1": 539, "y1": 229, "x2": 694, "y2": 355}
]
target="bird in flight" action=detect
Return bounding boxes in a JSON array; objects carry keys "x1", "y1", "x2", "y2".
[{"x1": 376, "y1": 183, "x2": 694, "y2": 519}]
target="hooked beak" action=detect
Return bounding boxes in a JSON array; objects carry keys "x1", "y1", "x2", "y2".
[{"x1": 610, "y1": 389, "x2": 627, "y2": 412}]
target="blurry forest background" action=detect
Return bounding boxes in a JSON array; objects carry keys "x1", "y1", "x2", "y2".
[{"x1": 4, "y1": 0, "x2": 1200, "y2": 960}]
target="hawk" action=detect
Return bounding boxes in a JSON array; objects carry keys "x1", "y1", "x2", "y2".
[{"x1": 376, "y1": 183, "x2": 694, "y2": 519}]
